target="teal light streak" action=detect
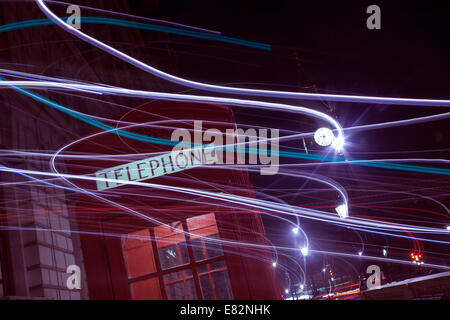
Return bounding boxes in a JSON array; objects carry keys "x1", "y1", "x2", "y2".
[
  {"x1": 0, "y1": 17, "x2": 272, "y2": 51},
  {"x1": 2, "y1": 79, "x2": 449, "y2": 177}
]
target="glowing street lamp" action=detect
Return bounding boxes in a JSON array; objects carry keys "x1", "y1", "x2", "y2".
[
  {"x1": 332, "y1": 135, "x2": 345, "y2": 152},
  {"x1": 335, "y1": 204, "x2": 348, "y2": 219},
  {"x1": 300, "y1": 247, "x2": 308, "y2": 256},
  {"x1": 292, "y1": 227, "x2": 299, "y2": 235}
]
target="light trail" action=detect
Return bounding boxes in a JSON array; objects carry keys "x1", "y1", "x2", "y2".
[
  {"x1": 45, "y1": 0, "x2": 223, "y2": 34},
  {"x1": 1, "y1": 164, "x2": 449, "y2": 237},
  {"x1": 0, "y1": 17, "x2": 271, "y2": 51},
  {"x1": 3, "y1": 80, "x2": 450, "y2": 175},
  {"x1": 0, "y1": 0, "x2": 447, "y2": 296},
  {"x1": 32, "y1": 0, "x2": 450, "y2": 106}
]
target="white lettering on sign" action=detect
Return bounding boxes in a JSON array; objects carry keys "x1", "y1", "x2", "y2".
[{"x1": 95, "y1": 145, "x2": 218, "y2": 191}]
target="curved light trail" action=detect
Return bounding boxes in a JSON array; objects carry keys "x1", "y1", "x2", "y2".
[{"x1": 0, "y1": 0, "x2": 448, "y2": 300}]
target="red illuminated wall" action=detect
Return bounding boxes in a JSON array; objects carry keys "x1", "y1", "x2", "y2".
[{"x1": 66, "y1": 100, "x2": 280, "y2": 300}]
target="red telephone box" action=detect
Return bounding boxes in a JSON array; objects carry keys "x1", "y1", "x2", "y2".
[{"x1": 65, "y1": 100, "x2": 280, "y2": 300}]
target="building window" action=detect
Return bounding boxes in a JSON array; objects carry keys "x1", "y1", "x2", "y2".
[
  {"x1": 198, "y1": 260, "x2": 234, "y2": 300},
  {"x1": 121, "y1": 213, "x2": 234, "y2": 300},
  {"x1": 155, "y1": 221, "x2": 190, "y2": 271},
  {"x1": 163, "y1": 269, "x2": 197, "y2": 300}
]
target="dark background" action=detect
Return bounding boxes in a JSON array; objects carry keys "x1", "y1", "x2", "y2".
[{"x1": 2, "y1": 0, "x2": 449, "y2": 296}]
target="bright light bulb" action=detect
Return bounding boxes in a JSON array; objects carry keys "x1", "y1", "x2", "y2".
[
  {"x1": 335, "y1": 204, "x2": 348, "y2": 219},
  {"x1": 382, "y1": 248, "x2": 387, "y2": 257},
  {"x1": 358, "y1": 251, "x2": 363, "y2": 256},
  {"x1": 322, "y1": 268, "x2": 326, "y2": 272},
  {"x1": 332, "y1": 135, "x2": 345, "y2": 151},
  {"x1": 292, "y1": 227, "x2": 299, "y2": 234},
  {"x1": 285, "y1": 289, "x2": 289, "y2": 294},
  {"x1": 446, "y1": 226, "x2": 450, "y2": 231},
  {"x1": 272, "y1": 262, "x2": 277, "y2": 268},
  {"x1": 300, "y1": 247, "x2": 308, "y2": 256},
  {"x1": 331, "y1": 277, "x2": 334, "y2": 281},
  {"x1": 300, "y1": 284, "x2": 304, "y2": 290}
]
